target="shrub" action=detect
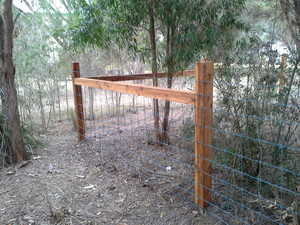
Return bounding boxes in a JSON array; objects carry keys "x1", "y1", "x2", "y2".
[{"x1": 0, "y1": 110, "x2": 42, "y2": 167}]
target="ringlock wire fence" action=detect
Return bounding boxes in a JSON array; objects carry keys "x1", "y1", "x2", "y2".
[{"x1": 72, "y1": 61, "x2": 300, "y2": 224}]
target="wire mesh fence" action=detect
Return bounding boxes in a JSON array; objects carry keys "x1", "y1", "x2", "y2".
[{"x1": 72, "y1": 61, "x2": 299, "y2": 225}]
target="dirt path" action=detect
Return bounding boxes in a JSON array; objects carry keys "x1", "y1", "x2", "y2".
[{"x1": 0, "y1": 120, "x2": 215, "y2": 225}]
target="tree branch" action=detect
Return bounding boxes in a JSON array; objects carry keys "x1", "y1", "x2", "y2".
[
  {"x1": 13, "y1": 8, "x2": 23, "y2": 25},
  {"x1": 22, "y1": 0, "x2": 34, "y2": 12}
]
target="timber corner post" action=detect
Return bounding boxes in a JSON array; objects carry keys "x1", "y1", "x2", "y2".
[
  {"x1": 194, "y1": 61, "x2": 213, "y2": 208},
  {"x1": 71, "y1": 62, "x2": 86, "y2": 141}
]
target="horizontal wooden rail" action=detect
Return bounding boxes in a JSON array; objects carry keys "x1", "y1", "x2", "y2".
[
  {"x1": 86, "y1": 70, "x2": 195, "y2": 82},
  {"x1": 74, "y1": 78, "x2": 196, "y2": 105}
]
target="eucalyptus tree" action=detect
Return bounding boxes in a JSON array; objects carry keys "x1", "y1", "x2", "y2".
[
  {"x1": 14, "y1": 9, "x2": 62, "y2": 131},
  {"x1": 14, "y1": 0, "x2": 82, "y2": 127},
  {"x1": 155, "y1": 0, "x2": 246, "y2": 143},
  {"x1": 0, "y1": 0, "x2": 28, "y2": 163},
  {"x1": 71, "y1": 0, "x2": 246, "y2": 144}
]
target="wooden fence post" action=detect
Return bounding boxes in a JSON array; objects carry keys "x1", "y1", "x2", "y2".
[
  {"x1": 194, "y1": 61, "x2": 214, "y2": 208},
  {"x1": 71, "y1": 62, "x2": 85, "y2": 141}
]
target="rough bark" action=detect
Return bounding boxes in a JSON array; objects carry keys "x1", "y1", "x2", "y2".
[{"x1": 0, "y1": 0, "x2": 27, "y2": 163}]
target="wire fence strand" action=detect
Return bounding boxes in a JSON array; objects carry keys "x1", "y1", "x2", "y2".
[{"x1": 72, "y1": 62, "x2": 300, "y2": 225}]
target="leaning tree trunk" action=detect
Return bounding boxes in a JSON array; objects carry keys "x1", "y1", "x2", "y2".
[{"x1": 0, "y1": 0, "x2": 28, "y2": 163}]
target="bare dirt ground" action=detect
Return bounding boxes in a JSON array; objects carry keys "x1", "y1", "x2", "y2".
[{"x1": 0, "y1": 120, "x2": 216, "y2": 225}]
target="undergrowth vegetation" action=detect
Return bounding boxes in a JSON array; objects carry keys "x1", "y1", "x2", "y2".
[
  {"x1": 0, "y1": 110, "x2": 42, "y2": 167},
  {"x1": 178, "y1": 38, "x2": 299, "y2": 222}
]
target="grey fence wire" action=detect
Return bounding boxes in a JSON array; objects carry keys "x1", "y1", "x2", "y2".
[{"x1": 74, "y1": 66, "x2": 299, "y2": 225}]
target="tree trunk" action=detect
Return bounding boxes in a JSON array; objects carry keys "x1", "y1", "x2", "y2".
[
  {"x1": 161, "y1": 24, "x2": 175, "y2": 144},
  {"x1": 149, "y1": 0, "x2": 161, "y2": 144},
  {"x1": 65, "y1": 77, "x2": 69, "y2": 116},
  {"x1": 87, "y1": 87, "x2": 95, "y2": 120},
  {"x1": 55, "y1": 73, "x2": 62, "y2": 121},
  {"x1": 37, "y1": 79, "x2": 46, "y2": 132},
  {"x1": 0, "y1": 0, "x2": 27, "y2": 163},
  {"x1": 161, "y1": 79, "x2": 172, "y2": 144},
  {"x1": 50, "y1": 78, "x2": 56, "y2": 118}
]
